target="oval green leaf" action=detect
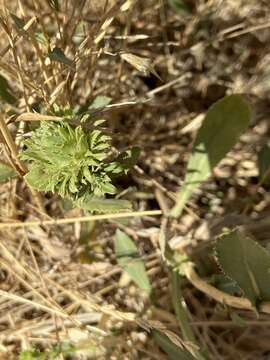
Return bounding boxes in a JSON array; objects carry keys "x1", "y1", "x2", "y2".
[
  {"x1": 215, "y1": 229, "x2": 270, "y2": 308},
  {"x1": 171, "y1": 95, "x2": 251, "y2": 218},
  {"x1": 114, "y1": 229, "x2": 151, "y2": 295}
]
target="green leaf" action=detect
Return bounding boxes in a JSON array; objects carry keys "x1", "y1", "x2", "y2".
[
  {"x1": 116, "y1": 146, "x2": 141, "y2": 172},
  {"x1": 47, "y1": 0, "x2": 59, "y2": 11},
  {"x1": 19, "y1": 349, "x2": 45, "y2": 360},
  {"x1": 209, "y1": 274, "x2": 241, "y2": 295},
  {"x1": 35, "y1": 32, "x2": 48, "y2": 46},
  {"x1": 171, "y1": 272, "x2": 196, "y2": 342},
  {"x1": 0, "y1": 162, "x2": 17, "y2": 183},
  {"x1": 10, "y1": 13, "x2": 25, "y2": 30},
  {"x1": 171, "y1": 95, "x2": 251, "y2": 218},
  {"x1": 77, "y1": 96, "x2": 112, "y2": 115},
  {"x1": 73, "y1": 21, "x2": 87, "y2": 45},
  {"x1": 24, "y1": 166, "x2": 49, "y2": 192},
  {"x1": 48, "y1": 47, "x2": 73, "y2": 67},
  {"x1": 89, "y1": 96, "x2": 112, "y2": 110},
  {"x1": 258, "y1": 143, "x2": 270, "y2": 184},
  {"x1": 114, "y1": 229, "x2": 151, "y2": 294},
  {"x1": 230, "y1": 311, "x2": 247, "y2": 327},
  {"x1": 0, "y1": 74, "x2": 16, "y2": 104},
  {"x1": 153, "y1": 331, "x2": 196, "y2": 360},
  {"x1": 215, "y1": 229, "x2": 270, "y2": 307},
  {"x1": 168, "y1": 0, "x2": 193, "y2": 14},
  {"x1": 19, "y1": 343, "x2": 75, "y2": 360},
  {"x1": 76, "y1": 196, "x2": 132, "y2": 213},
  {"x1": 106, "y1": 147, "x2": 141, "y2": 175}
]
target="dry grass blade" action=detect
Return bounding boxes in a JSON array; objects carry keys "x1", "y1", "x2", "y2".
[
  {"x1": 0, "y1": 210, "x2": 162, "y2": 229},
  {"x1": 120, "y1": 52, "x2": 161, "y2": 79},
  {"x1": 15, "y1": 113, "x2": 64, "y2": 122}
]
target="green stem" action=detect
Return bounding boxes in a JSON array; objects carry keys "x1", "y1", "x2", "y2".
[
  {"x1": 171, "y1": 271, "x2": 207, "y2": 360},
  {"x1": 171, "y1": 270, "x2": 195, "y2": 342}
]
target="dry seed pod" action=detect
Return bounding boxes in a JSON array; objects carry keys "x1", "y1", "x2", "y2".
[{"x1": 120, "y1": 52, "x2": 161, "y2": 80}]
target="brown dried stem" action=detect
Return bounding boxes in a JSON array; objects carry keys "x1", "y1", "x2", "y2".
[
  {"x1": 183, "y1": 262, "x2": 270, "y2": 315},
  {"x1": 0, "y1": 116, "x2": 46, "y2": 213}
]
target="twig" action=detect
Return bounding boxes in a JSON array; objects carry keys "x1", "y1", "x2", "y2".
[
  {"x1": 0, "y1": 289, "x2": 69, "y2": 319},
  {"x1": 0, "y1": 116, "x2": 46, "y2": 213},
  {"x1": 220, "y1": 21, "x2": 270, "y2": 40},
  {"x1": 0, "y1": 16, "x2": 36, "y2": 58},
  {"x1": 0, "y1": 115, "x2": 26, "y2": 174},
  {"x1": 147, "y1": 73, "x2": 192, "y2": 97},
  {"x1": 0, "y1": 210, "x2": 162, "y2": 229}
]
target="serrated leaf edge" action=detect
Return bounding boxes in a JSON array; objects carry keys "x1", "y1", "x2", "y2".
[{"x1": 214, "y1": 228, "x2": 270, "y2": 307}]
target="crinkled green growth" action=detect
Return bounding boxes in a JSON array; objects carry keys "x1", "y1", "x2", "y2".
[{"x1": 21, "y1": 121, "x2": 140, "y2": 212}]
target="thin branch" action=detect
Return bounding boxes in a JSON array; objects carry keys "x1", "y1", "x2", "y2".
[
  {"x1": 0, "y1": 116, "x2": 46, "y2": 214},
  {"x1": 0, "y1": 289, "x2": 69, "y2": 319},
  {"x1": 0, "y1": 115, "x2": 26, "y2": 174},
  {"x1": 220, "y1": 21, "x2": 270, "y2": 40},
  {"x1": 15, "y1": 113, "x2": 63, "y2": 122},
  {"x1": 0, "y1": 210, "x2": 163, "y2": 229}
]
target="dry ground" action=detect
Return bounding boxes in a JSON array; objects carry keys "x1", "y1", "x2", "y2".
[{"x1": 1, "y1": 0, "x2": 270, "y2": 359}]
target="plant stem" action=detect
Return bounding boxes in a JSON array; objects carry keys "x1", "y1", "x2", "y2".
[
  {"x1": 0, "y1": 116, "x2": 26, "y2": 174},
  {"x1": 171, "y1": 270, "x2": 207, "y2": 360},
  {"x1": 0, "y1": 209, "x2": 162, "y2": 229},
  {"x1": 171, "y1": 271, "x2": 196, "y2": 342},
  {"x1": 0, "y1": 116, "x2": 46, "y2": 214}
]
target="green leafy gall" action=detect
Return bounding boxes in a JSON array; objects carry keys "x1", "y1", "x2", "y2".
[{"x1": 21, "y1": 121, "x2": 139, "y2": 213}]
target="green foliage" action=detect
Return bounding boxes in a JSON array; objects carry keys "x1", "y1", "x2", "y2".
[
  {"x1": 47, "y1": 0, "x2": 59, "y2": 11},
  {"x1": 114, "y1": 229, "x2": 151, "y2": 294},
  {"x1": 19, "y1": 343, "x2": 75, "y2": 359},
  {"x1": 168, "y1": 0, "x2": 193, "y2": 14},
  {"x1": 21, "y1": 120, "x2": 139, "y2": 213},
  {"x1": 0, "y1": 74, "x2": 16, "y2": 104},
  {"x1": 51, "y1": 103, "x2": 75, "y2": 119},
  {"x1": 215, "y1": 229, "x2": 270, "y2": 307},
  {"x1": 48, "y1": 47, "x2": 73, "y2": 67},
  {"x1": 230, "y1": 311, "x2": 247, "y2": 327},
  {"x1": 89, "y1": 96, "x2": 112, "y2": 110},
  {"x1": 106, "y1": 146, "x2": 140, "y2": 175},
  {"x1": 77, "y1": 95, "x2": 112, "y2": 115},
  {"x1": 171, "y1": 271, "x2": 196, "y2": 342},
  {"x1": 20, "y1": 349, "x2": 42, "y2": 360},
  {"x1": 76, "y1": 195, "x2": 132, "y2": 213},
  {"x1": 258, "y1": 143, "x2": 270, "y2": 184},
  {"x1": 171, "y1": 95, "x2": 251, "y2": 218},
  {"x1": 209, "y1": 274, "x2": 241, "y2": 296},
  {"x1": 0, "y1": 161, "x2": 17, "y2": 183},
  {"x1": 10, "y1": 13, "x2": 25, "y2": 30},
  {"x1": 35, "y1": 32, "x2": 48, "y2": 46}
]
